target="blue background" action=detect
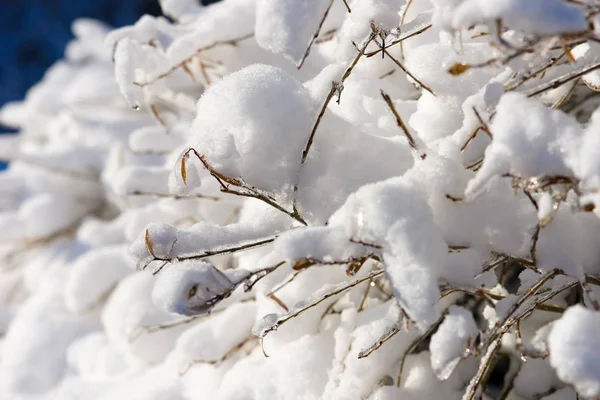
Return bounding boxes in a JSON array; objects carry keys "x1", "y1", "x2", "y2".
[{"x1": 0, "y1": 0, "x2": 218, "y2": 169}]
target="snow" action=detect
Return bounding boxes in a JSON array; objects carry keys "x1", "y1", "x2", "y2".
[
  {"x1": 452, "y1": 0, "x2": 587, "y2": 36},
  {"x1": 5, "y1": 1, "x2": 600, "y2": 399},
  {"x1": 152, "y1": 261, "x2": 243, "y2": 316},
  {"x1": 192, "y1": 64, "x2": 314, "y2": 196},
  {"x1": 255, "y1": 0, "x2": 334, "y2": 64},
  {"x1": 65, "y1": 246, "x2": 133, "y2": 312},
  {"x1": 548, "y1": 305, "x2": 600, "y2": 398},
  {"x1": 467, "y1": 92, "x2": 581, "y2": 197},
  {"x1": 429, "y1": 306, "x2": 478, "y2": 380}
]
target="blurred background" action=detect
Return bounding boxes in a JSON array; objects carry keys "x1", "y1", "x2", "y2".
[{"x1": 0, "y1": 0, "x2": 219, "y2": 167}]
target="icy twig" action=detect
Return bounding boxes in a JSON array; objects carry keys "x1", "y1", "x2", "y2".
[
  {"x1": 257, "y1": 269, "x2": 385, "y2": 341},
  {"x1": 143, "y1": 235, "x2": 277, "y2": 268},
  {"x1": 525, "y1": 61, "x2": 600, "y2": 97},
  {"x1": 358, "y1": 320, "x2": 403, "y2": 359}
]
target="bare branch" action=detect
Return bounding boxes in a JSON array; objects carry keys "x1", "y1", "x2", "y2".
[{"x1": 297, "y1": 0, "x2": 335, "y2": 69}]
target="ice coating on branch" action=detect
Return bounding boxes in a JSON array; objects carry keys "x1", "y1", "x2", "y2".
[
  {"x1": 192, "y1": 64, "x2": 313, "y2": 195},
  {"x1": 429, "y1": 306, "x2": 478, "y2": 380},
  {"x1": 548, "y1": 305, "x2": 600, "y2": 398},
  {"x1": 274, "y1": 226, "x2": 368, "y2": 265},
  {"x1": 152, "y1": 261, "x2": 247, "y2": 316},
  {"x1": 452, "y1": 0, "x2": 587, "y2": 35},
  {"x1": 130, "y1": 206, "x2": 285, "y2": 269}
]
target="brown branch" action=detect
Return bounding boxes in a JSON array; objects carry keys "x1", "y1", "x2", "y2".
[
  {"x1": 342, "y1": 0, "x2": 351, "y2": 12},
  {"x1": 525, "y1": 61, "x2": 600, "y2": 97},
  {"x1": 182, "y1": 148, "x2": 307, "y2": 225},
  {"x1": 297, "y1": 0, "x2": 335, "y2": 69},
  {"x1": 381, "y1": 48, "x2": 435, "y2": 96},
  {"x1": 366, "y1": 24, "x2": 432, "y2": 58},
  {"x1": 301, "y1": 85, "x2": 337, "y2": 164},
  {"x1": 174, "y1": 237, "x2": 277, "y2": 262},
  {"x1": 380, "y1": 90, "x2": 420, "y2": 152}
]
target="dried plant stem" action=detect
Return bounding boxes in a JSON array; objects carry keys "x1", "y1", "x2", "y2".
[{"x1": 552, "y1": 78, "x2": 579, "y2": 109}]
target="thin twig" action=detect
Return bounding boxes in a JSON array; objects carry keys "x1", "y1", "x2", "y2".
[
  {"x1": 341, "y1": 0, "x2": 351, "y2": 12},
  {"x1": 397, "y1": 314, "x2": 445, "y2": 387},
  {"x1": 129, "y1": 191, "x2": 221, "y2": 201},
  {"x1": 398, "y1": 0, "x2": 414, "y2": 59},
  {"x1": 381, "y1": 48, "x2": 435, "y2": 96},
  {"x1": 525, "y1": 61, "x2": 600, "y2": 97},
  {"x1": 258, "y1": 269, "x2": 385, "y2": 339},
  {"x1": 358, "y1": 320, "x2": 402, "y2": 358},
  {"x1": 182, "y1": 148, "x2": 307, "y2": 225},
  {"x1": 297, "y1": 0, "x2": 335, "y2": 69},
  {"x1": 133, "y1": 34, "x2": 254, "y2": 87},
  {"x1": 380, "y1": 90, "x2": 419, "y2": 151}
]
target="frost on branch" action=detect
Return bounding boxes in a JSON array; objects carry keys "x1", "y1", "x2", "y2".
[{"x1": 7, "y1": 0, "x2": 600, "y2": 399}]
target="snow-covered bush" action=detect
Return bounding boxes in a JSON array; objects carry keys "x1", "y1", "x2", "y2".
[{"x1": 3, "y1": 0, "x2": 600, "y2": 399}]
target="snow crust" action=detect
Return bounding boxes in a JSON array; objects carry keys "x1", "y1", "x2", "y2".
[{"x1": 3, "y1": 0, "x2": 600, "y2": 399}]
